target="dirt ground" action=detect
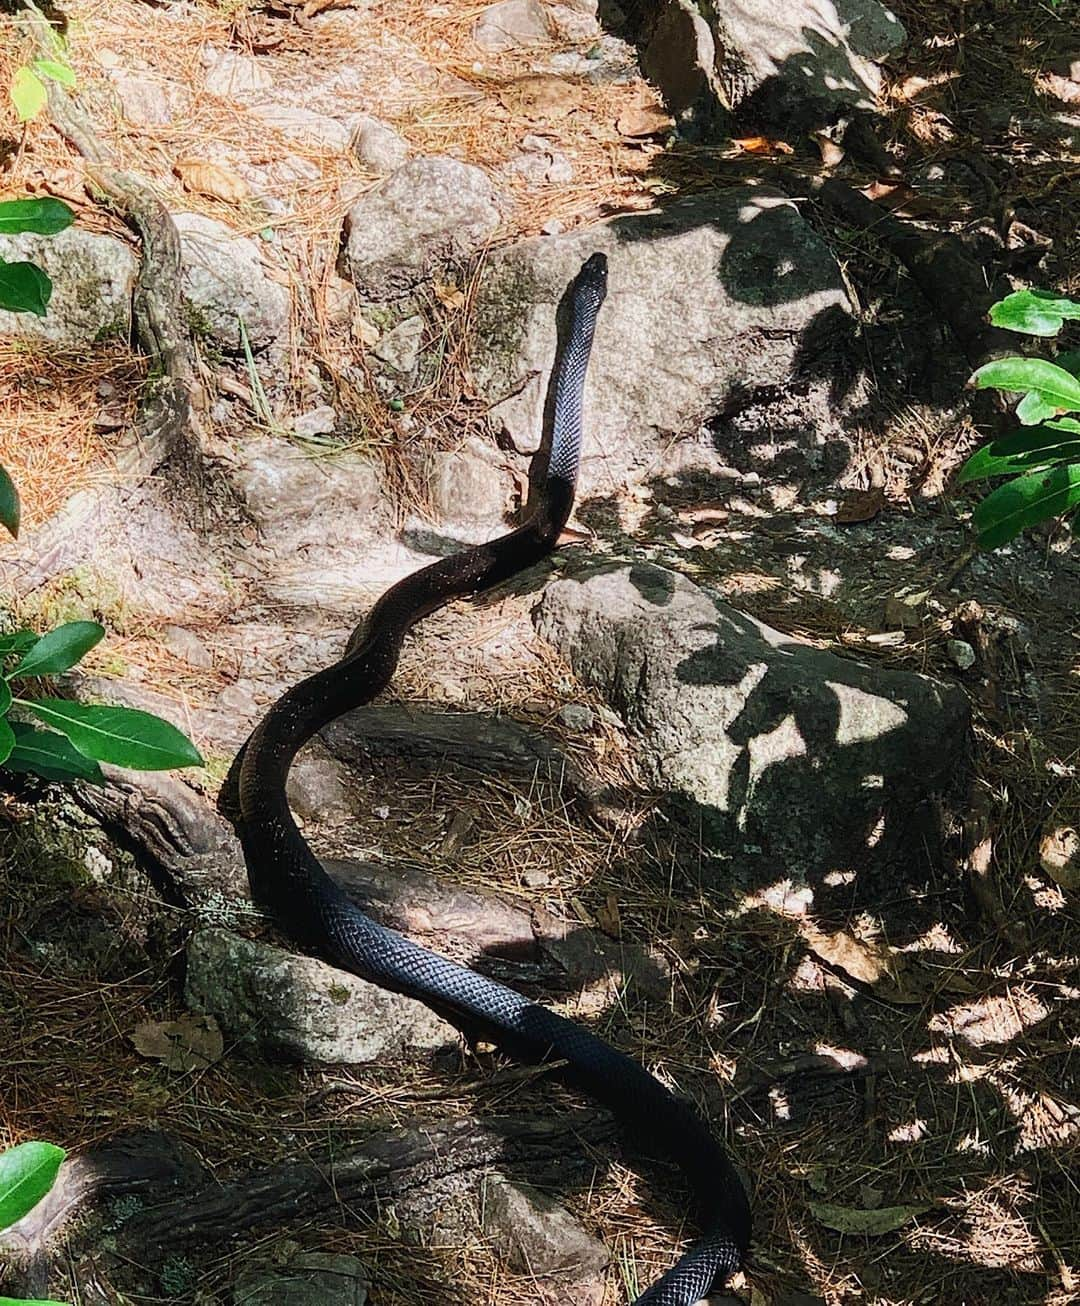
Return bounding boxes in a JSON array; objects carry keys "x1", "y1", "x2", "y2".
[{"x1": 1, "y1": 2, "x2": 1079, "y2": 1305}]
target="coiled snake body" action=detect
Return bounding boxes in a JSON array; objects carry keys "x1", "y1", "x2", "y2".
[{"x1": 222, "y1": 254, "x2": 751, "y2": 1304}]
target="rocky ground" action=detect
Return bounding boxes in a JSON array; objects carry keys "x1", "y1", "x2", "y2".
[{"x1": 0, "y1": 1, "x2": 1078, "y2": 1305}]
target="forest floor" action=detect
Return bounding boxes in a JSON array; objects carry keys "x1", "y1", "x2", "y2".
[{"x1": 1, "y1": 2, "x2": 1079, "y2": 1305}]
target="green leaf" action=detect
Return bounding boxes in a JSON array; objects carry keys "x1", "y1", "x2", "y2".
[
  {"x1": 0, "y1": 197, "x2": 73, "y2": 236},
  {"x1": 10, "y1": 67, "x2": 47, "y2": 122},
  {"x1": 0, "y1": 630, "x2": 37, "y2": 660},
  {"x1": 1015, "y1": 388, "x2": 1062, "y2": 426},
  {"x1": 0, "y1": 461, "x2": 17, "y2": 537},
  {"x1": 19, "y1": 699, "x2": 204, "y2": 770},
  {"x1": 0, "y1": 260, "x2": 53, "y2": 316},
  {"x1": 973, "y1": 463, "x2": 1080, "y2": 548},
  {"x1": 0, "y1": 716, "x2": 12, "y2": 767},
  {"x1": 10, "y1": 621, "x2": 104, "y2": 678},
  {"x1": 32, "y1": 59, "x2": 76, "y2": 89},
  {"x1": 0, "y1": 1297, "x2": 71, "y2": 1305},
  {"x1": 0, "y1": 1141, "x2": 66, "y2": 1231},
  {"x1": 958, "y1": 424, "x2": 1080, "y2": 483},
  {"x1": 0, "y1": 677, "x2": 11, "y2": 715},
  {"x1": 808, "y1": 1200, "x2": 932, "y2": 1236},
  {"x1": 989, "y1": 289, "x2": 1080, "y2": 337},
  {"x1": 968, "y1": 357, "x2": 1080, "y2": 413},
  {"x1": 3, "y1": 722, "x2": 105, "y2": 783}
]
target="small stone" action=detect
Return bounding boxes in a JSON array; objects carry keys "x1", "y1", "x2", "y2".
[
  {"x1": 481, "y1": 1173, "x2": 608, "y2": 1296},
  {"x1": 292, "y1": 406, "x2": 337, "y2": 439},
  {"x1": 350, "y1": 115, "x2": 409, "y2": 172},
  {"x1": 235, "y1": 1252, "x2": 368, "y2": 1306},
  {"x1": 473, "y1": 0, "x2": 551, "y2": 51},
  {"x1": 655, "y1": 503, "x2": 676, "y2": 521},
  {"x1": 946, "y1": 638, "x2": 976, "y2": 671},
  {"x1": 202, "y1": 48, "x2": 272, "y2": 98},
  {"x1": 344, "y1": 157, "x2": 501, "y2": 300},
  {"x1": 286, "y1": 754, "x2": 348, "y2": 822},
  {"x1": 247, "y1": 104, "x2": 352, "y2": 152},
  {"x1": 218, "y1": 683, "x2": 259, "y2": 715},
  {"x1": 162, "y1": 624, "x2": 214, "y2": 670},
  {"x1": 373, "y1": 316, "x2": 424, "y2": 373},
  {"x1": 373, "y1": 805, "x2": 390, "y2": 820},
  {"x1": 558, "y1": 703, "x2": 594, "y2": 731},
  {"x1": 1039, "y1": 826, "x2": 1079, "y2": 890},
  {"x1": 522, "y1": 867, "x2": 551, "y2": 889},
  {"x1": 540, "y1": 218, "x2": 564, "y2": 235}
]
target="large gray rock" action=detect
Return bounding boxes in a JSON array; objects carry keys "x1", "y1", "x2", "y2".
[
  {"x1": 186, "y1": 928, "x2": 456, "y2": 1064},
  {"x1": 472, "y1": 188, "x2": 849, "y2": 498},
  {"x1": 636, "y1": 0, "x2": 906, "y2": 135},
  {"x1": 343, "y1": 157, "x2": 501, "y2": 300},
  {"x1": 173, "y1": 213, "x2": 290, "y2": 352},
  {"x1": 534, "y1": 562, "x2": 969, "y2": 873},
  {"x1": 0, "y1": 228, "x2": 137, "y2": 347}
]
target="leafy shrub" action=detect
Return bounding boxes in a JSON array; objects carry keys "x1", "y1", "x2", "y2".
[
  {"x1": 960, "y1": 289, "x2": 1080, "y2": 548},
  {"x1": 0, "y1": 622, "x2": 203, "y2": 780},
  {"x1": 0, "y1": 1140, "x2": 68, "y2": 1306}
]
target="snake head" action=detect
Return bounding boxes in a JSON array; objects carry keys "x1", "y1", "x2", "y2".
[{"x1": 572, "y1": 252, "x2": 608, "y2": 315}]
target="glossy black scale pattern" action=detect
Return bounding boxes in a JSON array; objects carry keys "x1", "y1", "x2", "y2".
[{"x1": 223, "y1": 251, "x2": 751, "y2": 1304}]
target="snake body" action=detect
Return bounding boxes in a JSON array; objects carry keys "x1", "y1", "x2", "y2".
[{"x1": 223, "y1": 253, "x2": 751, "y2": 1304}]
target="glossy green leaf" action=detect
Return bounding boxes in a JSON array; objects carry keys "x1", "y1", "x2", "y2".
[
  {"x1": 19, "y1": 699, "x2": 203, "y2": 770},
  {"x1": 2, "y1": 722, "x2": 105, "y2": 783},
  {"x1": 1015, "y1": 388, "x2": 1062, "y2": 426},
  {"x1": 32, "y1": 59, "x2": 76, "y2": 88},
  {"x1": 0, "y1": 716, "x2": 13, "y2": 768},
  {"x1": 969, "y1": 357, "x2": 1080, "y2": 413},
  {"x1": 11, "y1": 621, "x2": 104, "y2": 678},
  {"x1": 973, "y1": 463, "x2": 1080, "y2": 548},
  {"x1": 0, "y1": 677, "x2": 11, "y2": 715},
  {"x1": 0, "y1": 1297, "x2": 71, "y2": 1305},
  {"x1": 0, "y1": 261, "x2": 52, "y2": 316},
  {"x1": 10, "y1": 67, "x2": 47, "y2": 122},
  {"x1": 989, "y1": 289, "x2": 1080, "y2": 337},
  {"x1": 0, "y1": 1141, "x2": 65, "y2": 1231},
  {"x1": 0, "y1": 198, "x2": 73, "y2": 236},
  {"x1": 0, "y1": 630, "x2": 36, "y2": 660},
  {"x1": 958, "y1": 421, "x2": 1080, "y2": 483},
  {"x1": 0, "y1": 461, "x2": 17, "y2": 537}
]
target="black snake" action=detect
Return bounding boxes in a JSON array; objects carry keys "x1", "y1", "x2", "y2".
[{"x1": 221, "y1": 253, "x2": 751, "y2": 1303}]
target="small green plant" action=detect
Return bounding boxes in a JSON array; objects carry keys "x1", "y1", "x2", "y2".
[
  {"x1": 0, "y1": 194, "x2": 75, "y2": 539},
  {"x1": 960, "y1": 289, "x2": 1080, "y2": 548},
  {"x1": 0, "y1": 1139, "x2": 69, "y2": 1305},
  {"x1": 0, "y1": 621, "x2": 203, "y2": 782}
]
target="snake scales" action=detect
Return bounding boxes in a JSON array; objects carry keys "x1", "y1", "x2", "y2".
[{"x1": 221, "y1": 253, "x2": 751, "y2": 1303}]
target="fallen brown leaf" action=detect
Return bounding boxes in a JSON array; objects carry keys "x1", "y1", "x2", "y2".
[
  {"x1": 174, "y1": 159, "x2": 252, "y2": 205},
  {"x1": 131, "y1": 1013, "x2": 224, "y2": 1071}
]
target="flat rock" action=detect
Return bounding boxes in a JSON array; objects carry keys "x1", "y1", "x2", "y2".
[
  {"x1": 0, "y1": 229, "x2": 137, "y2": 347},
  {"x1": 534, "y1": 561, "x2": 969, "y2": 874},
  {"x1": 423, "y1": 436, "x2": 510, "y2": 524},
  {"x1": 185, "y1": 928, "x2": 457, "y2": 1064},
  {"x1": 471, "y1": 187, "x2": 849, "y2": 499},
  {"x1": 173, "y1": 212, "x2": 290, "y2": 352},
  {"x1": 343, "y1": 157, "x2": 502, "y2": 300}
]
